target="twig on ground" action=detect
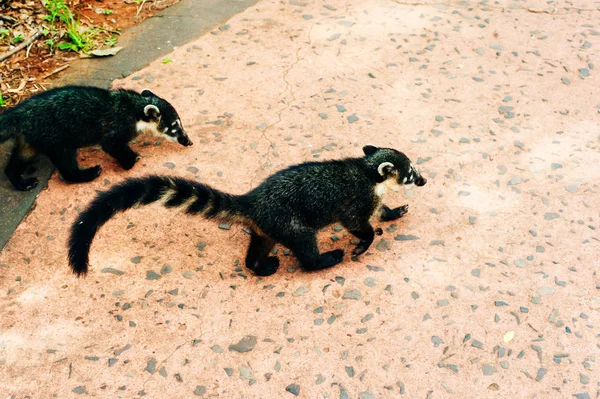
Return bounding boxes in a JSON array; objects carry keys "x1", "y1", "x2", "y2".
[
  {"x1": 41, "y1": 64, "x2": 69, "y2": 79},
  {"x1": 0, "y1": 30, "x2": 43, "y2": 63},
  {"x1": 136, "y1": 0, "x2": 148, "y2": 16},
  {"x1": 0, "y1": 14, "x2": 17, "y2": 24}
]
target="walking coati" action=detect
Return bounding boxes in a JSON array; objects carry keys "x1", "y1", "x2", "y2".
[
  {"x1": 0, "y1": 85, "x2": 192, "y2": 191},
  {"x1": 68, "y1": 145, "x2": 427, "y2": 277}
]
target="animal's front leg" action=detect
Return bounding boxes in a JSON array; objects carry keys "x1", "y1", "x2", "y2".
[{"x1": 379, "y1": 204, "x2": 408, "y2": 222}]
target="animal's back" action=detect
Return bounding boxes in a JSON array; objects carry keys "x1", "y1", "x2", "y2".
[
  {"x1": 6, "y1": 86, "x2": 116, "y2": 149},
  {"x1": 246, "y1": 158, "x2": 376, "y2": 231}
]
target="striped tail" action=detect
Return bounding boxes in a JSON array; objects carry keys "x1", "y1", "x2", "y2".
[{"x1": 68, "y1": 175, "x2": 245, "y2": 276}]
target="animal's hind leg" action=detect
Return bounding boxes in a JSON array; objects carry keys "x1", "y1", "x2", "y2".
[
  {"x1": 379, "y1": 204, "x2": 408, "y2": 222},
  {"x1": 4, "y1": 141, "x2": 39, "y2": 191},
  {"x1": 48, "y1": 148, "x2": 101, "y2": 183},
  {"x1": 286, "y1": 232, "x2": 345, "y2": 272},
  {"x1": 101, "y1": 140, "x2": 139, "y2": 170},
  {"x1": 245, "y1": 232, "x2": 279, "y2": 276}
]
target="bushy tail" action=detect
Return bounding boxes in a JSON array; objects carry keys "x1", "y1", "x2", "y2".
[{"x1": 68, "y1": 175, "x2": 245, "y2": 276}]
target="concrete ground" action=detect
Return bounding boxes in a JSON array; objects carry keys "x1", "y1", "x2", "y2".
[{"x1": 1, "y1": 0, "x2": 599, "y2": 398}]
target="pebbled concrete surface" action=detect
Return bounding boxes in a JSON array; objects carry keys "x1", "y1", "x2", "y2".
[
  {"x1": 0, "y1": 0, "x2": 258, "y2": 251},
  {"x1": 1, "y1": 0, "x2": 599, "y2": 398}
]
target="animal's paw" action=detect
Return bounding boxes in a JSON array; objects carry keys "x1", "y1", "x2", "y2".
[
  {"x1": 253, "y1": 256, "x2": 280, "y2": 276},
  {"x1": 14, "y1": 177, "x2": 39, "y2": 191},
  {"x1": 380, "y1": 204, "x2": 409, "y2": 221},
  {"x1": 119, "y1": 154, "x2": 139, "y2": 170},
  {"x1": 82, "y1": 165, "x2": 102, "y2": 181},
  {"x1": 322, "y1": 249, "x2": 345, "y2": 264},
  {"x1": 396, "y1": 204, "x2": 409, "y2": 217}
]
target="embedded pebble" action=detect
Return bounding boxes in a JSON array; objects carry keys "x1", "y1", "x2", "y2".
[
  {"x1": 375, "y1": 239, "x2": 390, "y2": 251},
  {"x1": 228, "y1": 335, "x2": 257, "y2": 353},
  {"x1": 285, "y1": 383, "x2": 300, "y2": 396},
  {"x1": 343, "y1": 289, "x2": 362, "y2": 300}
]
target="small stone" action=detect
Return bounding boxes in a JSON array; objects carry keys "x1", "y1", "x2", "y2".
[
  {"x1": 101, "y1": 268, "x2": 124, "y2": 275},
  {"x1": 211, "y1": 345, "x2": 224, "y2": 353},
  {"x1": 228, "y1": 335, "x2": 257, "y2": 353},
  {"x1": 535, "y1": 367, "x2": 547, "y2": 381},
  {"x1": 131, "y1": 256, "x2": 142, "y2": 264},
  {"x1": 394, "y1": 234, "x2": 420, "y2": 241},
  {"x1": 285, "y1": 383, "x2": 300, "y2": 396},
  {"x1": 544, "y1": 213, "x2": 560, "y2": 221},
  {"x1": 160, "y1": 265, "x2": 172, "y2": 274},
  {"x1": 565, "y1": 185, "x2": 578, "y2": 192},
  {"x1": 145, "y1": 358, "x2": 157, "y2": 374},
  {"x1": 146, "y1": 270, "x2": 160, "y2": 280},
  {"x1": 72, "y1": 386, "x2": 88, "y2": 394},
  {"x1": 294, "y1": 285, "x2": 309, "y2": 296},
  {"x1": 514, "y1": 259, "x2": 527, "y2": 268},
  {"x1": 561, "y1": 77, "x2": 570, "y2": 85},
  {"x1": 469, "y1": 216, "x2": 477, "y2": 225},
  {"x1": 343, "y1": 289, "x2": 362, "y2": 300},
  {"x1": 336, "y1": 104, "x2": 346, "y2": 112},
  {"x1": 437, "y1": 299, "x2": 449, "y2": 307},
  {"x1": 345, "y1": 366, "x2": 355, "y2": 377},
  {"x1": 364, "y1": 277, "x2": 376, "y2": 287},
  {"x1": 482, "y1": 364, "x2": 496, "y2": 375},
  {"x1": 507, "y1": 176, "x2": 522, "y2": 186},
  {"x1": 193, "y1": 385, "x2": 206, "y2": 396},
  {"x1": 538, "y1": 287, "x2": 555, "y2": 296},
  {"x1": 347, "y1": 115, "x2": 359, "y2": 123},
  {"x1": 318, "y1": 113, "x2": 328, "y2": 119},
  {"x1": 163, "y1": 162, "x2": 175, "y2": 169},
  {"x1": 472, "y1": 340, "x2": 484, "y2": 349},
  {"x1": 375, "y1": 239, "x2": 390, "y2": 251}
]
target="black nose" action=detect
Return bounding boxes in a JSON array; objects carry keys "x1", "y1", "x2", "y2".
[
  {"x1": 178, "y1": 134, "x2": 193, "y2": 146},
  {"x1": 415, "y1": 176, "x2": 427, "y2": 186}
]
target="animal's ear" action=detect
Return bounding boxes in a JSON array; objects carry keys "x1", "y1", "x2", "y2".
[
  {"x1": 377, "y1": 162, "x2": 395, "y2": 177},
  {"x1": 363, "y1": 145, "x2": 379, "y2": 156},
  {"x1": 144, "y1": 104, "x2": 160, "y2": 120},
  {"x1": 141, "y1": 88, "x2": 157, "y2": 98}
]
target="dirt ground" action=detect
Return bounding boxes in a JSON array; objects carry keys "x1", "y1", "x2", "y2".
[
  {"x1": 1, "y1": 0, "x2": 599, "y2": 398},
  {"x1": 0, "y1": 0, "x2": 178, "y2": 105}
]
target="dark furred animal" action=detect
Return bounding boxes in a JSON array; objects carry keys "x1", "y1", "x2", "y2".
[
  {"x1": 69, "y1": 145, "x2": 427, "y2": 277},
  {"x1": 0, "y1": 85, "x2": 192, "y2": 191}
]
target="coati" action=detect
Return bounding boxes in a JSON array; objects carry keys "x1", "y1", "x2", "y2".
[
  {"x1": 68, "y1": 145, "x2": 427, "y2": 277},
  {"x1": 0, "y1": 85, "x2": 192, "y2": 191}
]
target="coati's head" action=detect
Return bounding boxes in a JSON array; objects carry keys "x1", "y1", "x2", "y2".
[
  {"x1": 363, "y1": 145, "x2": 427, "y2": 191},
  {"x1": 138, "y1": 89, "x2": 193, "y2": 146}
]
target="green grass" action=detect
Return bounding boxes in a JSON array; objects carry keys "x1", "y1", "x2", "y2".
[
  {"x1": 43, "y1": 0, "x2": 91, "y2": 52},
  {"x1": 0, "y1": 92, "x2": 7, "y2": 108}
]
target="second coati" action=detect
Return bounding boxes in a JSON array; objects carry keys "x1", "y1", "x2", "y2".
[
  {"x1": 68, "y1": 145, "x2": 427, "y2": 277},
  {"x1": 0, "y1": 85, "x2": 192, "y2": 191}
]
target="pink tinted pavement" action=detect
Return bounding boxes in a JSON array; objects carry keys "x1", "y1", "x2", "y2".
[{"x1": 1, "y1": 0, "x2": 599, "y2": 397}]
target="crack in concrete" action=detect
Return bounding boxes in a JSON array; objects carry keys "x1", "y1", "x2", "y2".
[
  {"x1": 141, "y1": 339, "x2": 189, "y2": 391},
  {"x1": 248, "y1": 25, "x2": 314, "y2": 188}
]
